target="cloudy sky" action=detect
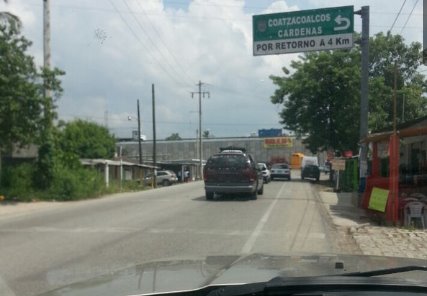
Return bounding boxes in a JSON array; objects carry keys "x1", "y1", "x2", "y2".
[{"x1": 1, "y1": 0, "x2": 424, "y2": 139}]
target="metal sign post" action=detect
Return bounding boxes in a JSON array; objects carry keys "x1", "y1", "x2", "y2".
[{"x1": 332, "y1": 159, "x2": 346, "y2": 192}]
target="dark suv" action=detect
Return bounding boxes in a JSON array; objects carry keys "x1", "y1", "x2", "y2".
[
  {"x1": 301, "y1": 164, "x2": 320, "y2": 181},
  {"x1": 203, "y1": 147, "x2": 264, "y2": 200}
]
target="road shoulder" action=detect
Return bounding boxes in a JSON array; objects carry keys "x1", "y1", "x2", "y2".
[{"x1": 315, "y1": 182, "x2": 427, "y2": 259}]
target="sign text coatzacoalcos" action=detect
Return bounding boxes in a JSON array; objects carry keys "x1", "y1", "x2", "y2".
[{"x1": 253, "y1": 6, "x2": 354, "y2": 56}]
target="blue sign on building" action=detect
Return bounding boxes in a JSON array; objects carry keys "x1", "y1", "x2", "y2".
[{"x1": 258, "y1": 128, "x2": 283, "y2": 137}]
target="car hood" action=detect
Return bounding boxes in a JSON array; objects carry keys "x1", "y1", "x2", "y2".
[{"x1": 39, "y1": 253, "x2": 427, "y2": 296}]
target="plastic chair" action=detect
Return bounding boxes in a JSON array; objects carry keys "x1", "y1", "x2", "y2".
[
  {"x1": 409, "y1": 193, "x2": 427, "y2": 199},
  {"x1": 404, "y1": 202, "x2": 426, "y2": 229},
  {"x1": 399, "y1": 198, "x2": 420, "y2": 221},
  {"x1": 402, "y1": 197, "x2": 419, "y2": 203},
  {"x1": 409, "y1": 193, "x2": 427, "y2": 204}
]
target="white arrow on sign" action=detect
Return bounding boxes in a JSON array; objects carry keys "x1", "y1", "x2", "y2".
[{"x1": 334, "y1": 15, "x2": 350, "y2": 31}]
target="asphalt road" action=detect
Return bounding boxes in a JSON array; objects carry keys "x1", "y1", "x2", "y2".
[{"x1": 0, "y1": 172, "x2": 337, "y2": 296}]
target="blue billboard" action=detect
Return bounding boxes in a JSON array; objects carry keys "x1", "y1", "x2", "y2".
[{"x1": 258, "y1": 128, "x2": 283, "y2": 137}]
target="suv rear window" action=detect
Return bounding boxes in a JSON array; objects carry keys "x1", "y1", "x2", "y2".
[
  {"x1": 272, "y1": 164, "x2": 289, "y2": 169},
  {"x1": 206, "y1": 154, "x2": 249, "y2": 169}
]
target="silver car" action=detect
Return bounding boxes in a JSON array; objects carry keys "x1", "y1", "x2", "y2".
[
  {"x1": 145, "y1": 170, "x2": 178, "y2": 186},
  {"x1": 270, "y1": 163, "x2": 291, "y2": 181}
]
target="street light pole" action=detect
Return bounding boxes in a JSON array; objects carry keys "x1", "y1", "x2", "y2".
[
  {"x1": 137, "y1": 99, "x2": 142, "y2": 164},
  {"x1": 198, "y1": 82, "x2": 202, "y2": 179},
  {"x1": 152, "y1": 84, "x2": 157, "y2": 187},
  {"x1": 191, "y1": 81, "x2": 210, "y2": 179}
]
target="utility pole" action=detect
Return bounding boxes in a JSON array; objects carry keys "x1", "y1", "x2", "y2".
[
  {"x1": 43, "y1": 0, "x2": 51, "y2": 75},
  {"x1": 390, "y1": 64, "x2": 400, "y2": 223},
  {"x1": 402, "y1": 94, "x2": 405, "y2": 123},
  {"x1": 104, "y1": 109, "x2": 109, "y2": 128},
  {"x1": 355, "y1": 6, "x2": 369, "y2": 183},
  {"x1": 43, "y1": 0, "x2": 52, "y2": 126},
  {"x1": 393, "y1": 64, "x2": 398, "y2": 133},
  {"x1": 152, "y1": 84, "x2": 157, "y2": 187},
  {"x1": 137, "y1": 99, "x2": 142, "y2": 164},
  {"x1": 191, "y1": 81, "x2": 210, "y2": 179},
  {"x1": 423, "y1": 0, "x2": 427, "y2": 65}
]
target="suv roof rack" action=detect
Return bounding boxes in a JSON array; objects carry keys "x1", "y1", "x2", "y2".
[{"x1": 220, "y1": 146, "x2": 246, "y2": 153}]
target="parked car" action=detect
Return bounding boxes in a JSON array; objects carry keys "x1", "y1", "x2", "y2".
[
  {"x1": 203, "y1": 148, "x2": 264, "y2": 200},
  {"x1": 319, "y1": 164, "x2": 330, "y2": 174},
  {"x1": 301, "y1": 164, "x2": 320, "y2": 181},
  {"x1": 145, "y1": 170, "x2": 178, "y2": 186},
  {"x1": 257, "y1": 163, "x2": 271, "y2": 183},
  {"x1": 270, "y1": 163, "x2": 291, "y2": 180}
]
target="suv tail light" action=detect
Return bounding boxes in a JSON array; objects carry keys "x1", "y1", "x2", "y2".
[
  {"x1": 242, "y1": 168, "x2": 256, "y2": 182},
  {"x1": 203, "y1": 168, "x2": 213, "y2": 181}
]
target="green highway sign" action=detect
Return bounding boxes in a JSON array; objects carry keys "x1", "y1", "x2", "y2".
[{"x1": 253, "y1": 6, "x2": 354, "y2": 56}]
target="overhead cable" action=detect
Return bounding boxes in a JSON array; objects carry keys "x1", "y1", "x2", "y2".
[
  {"x1": 389, "y1": 0, "x2": 408, "y2": 32},
  {"x1": 121, "y1": 0, "x2": 193, "y2": 88},
  {"x1": 108, "y1": 0, "x2": 187, "y2": 87},
  {"x1": 400, "y1": 0, "x2": 419, "y2": 33}
]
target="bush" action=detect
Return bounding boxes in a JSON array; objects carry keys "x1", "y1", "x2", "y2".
[
  {"x1": 0, "y1": 162, "x2": 148, "y2": 202},
  {"x1": 1, "y1": 163, "x2": 37, "y2": 201},
  {"x1": 48, "y1": 166, "x2": 104, "y2": 201},
  {"x1": 102, "y1": 179, "x2": 148, "y2": 194},
  {"x1": 122, "y1": 180, "x2": 145, "y2": 191}
]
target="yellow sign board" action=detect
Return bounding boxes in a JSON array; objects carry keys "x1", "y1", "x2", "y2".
[
  {"x1": 368, "y1": 187, "x2": 389, "y2": 212},
  {"x1": 263, "y1": 137, "x2": 293, "y2": 148}
]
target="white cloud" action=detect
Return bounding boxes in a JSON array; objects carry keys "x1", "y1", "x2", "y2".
[{"x1": 0, "y1": 0, "x2": 424, "y2": 140}]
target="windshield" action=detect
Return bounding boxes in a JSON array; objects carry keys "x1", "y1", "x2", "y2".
[
  {"x1": 206, "y1": 154, "x2": 249, "y2": 169},
  {"x1": 1, "y1": 1, "x2": 427, "y2": 296},
  {"x1": 272, "y1": 164, "x2": 289, "y2": 169}
]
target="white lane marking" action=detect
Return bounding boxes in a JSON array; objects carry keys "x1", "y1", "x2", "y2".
[
  {"x1": 0, "y1": 276, "x2": 15, "y2": 296},
  {"x1": 148, "y1": 228, "x2": 251, "y2": 236},
  {"x1": 241, "y1": 184, "x2": 286, "y2": 254}
]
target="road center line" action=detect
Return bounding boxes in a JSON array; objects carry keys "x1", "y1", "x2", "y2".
[{"x1": 241, "y1": 184, "x2": 286, "y2": 254}]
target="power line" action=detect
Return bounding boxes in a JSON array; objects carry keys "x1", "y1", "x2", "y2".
[
  {"x1": 389, "y1": 0, "x2": 408, "y2": 32},
  {"x1": 107, "y1": 0, "x2": 186, "y2": 87},
  {"x1": 59, "y1": 113, "x2": 280, "y2": 127},
  {"x1": 17, "y1": 2, "x2": 427, "y2": 31},
  {"x1": 121, "y1": 0, "x2": 193, "y2": 88},
  {"x1": 400, "y1": 0, "x2": 419, "y2": 33},
  {"x1": 134, "y1": 0, "x2": 195, "y2": 83}
]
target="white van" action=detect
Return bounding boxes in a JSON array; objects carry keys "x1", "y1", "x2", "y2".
[{"x1": 301, "y1": 156, "x2": 319, "y2": 168}]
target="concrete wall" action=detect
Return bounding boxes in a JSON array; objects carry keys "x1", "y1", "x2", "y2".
[{"x1": 117, "y1": 137, "x2": 316, "y2": 164}]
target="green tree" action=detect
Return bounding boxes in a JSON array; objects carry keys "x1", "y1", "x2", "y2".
[
  {"x1": 0, "y1": 21, "x2": 40, "y2": 152},
  {"x1": 0, "y1": 16, "x2": 64, "y2": 188},
  {"x1": 368, "y1": 32, "x2": 427, "y2": 130},
  {"x1": 270, "y1": 32, "x2": 427, "y2": 153},
  {"x1": 35, "y1": 66, "x2": 66, "y2": 189},
  {"x1": 0, "y1": 17, "x2": 64, "y2": 152},
  {"x1": 165, "y1": 133, "x2": 182, "y2": 141},
  {"x1": 58, "y1": 120, "x2": 116, "y2": 161},
  {"x1": 270, "y1": 49, "x2": 361, "y2": 153}
]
